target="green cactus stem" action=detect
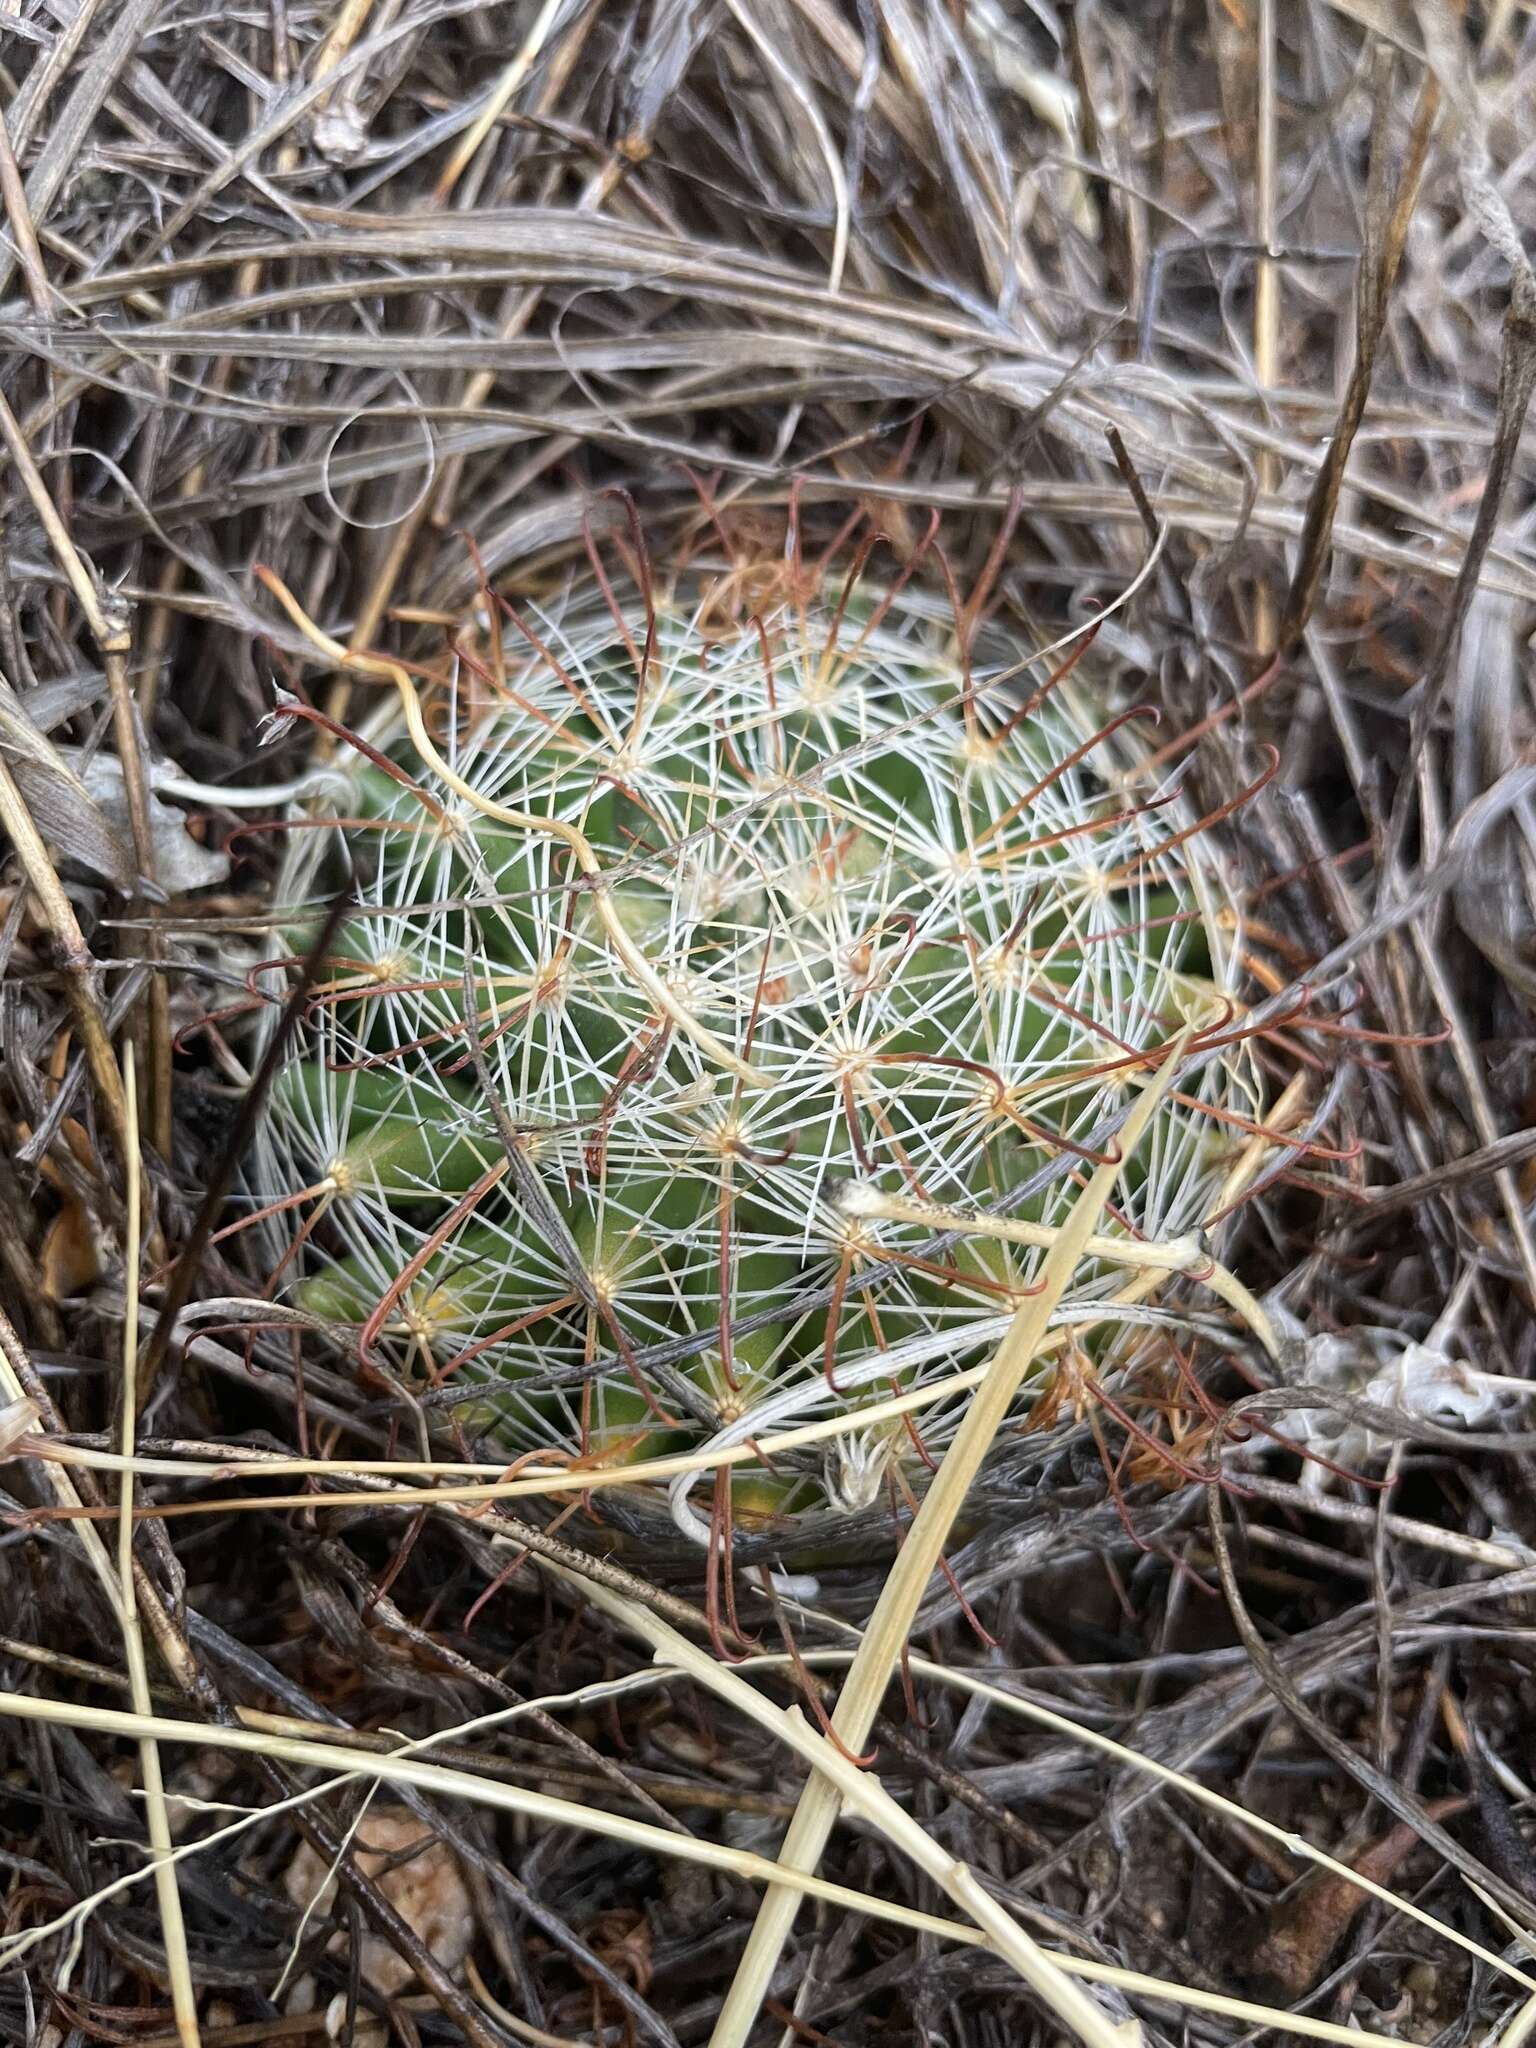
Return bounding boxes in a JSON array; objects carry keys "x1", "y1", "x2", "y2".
[{"x1": 244, "y1": 542, "x2": 1262, "y2": 1558}]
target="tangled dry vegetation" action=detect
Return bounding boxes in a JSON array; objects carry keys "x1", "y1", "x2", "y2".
[{"x1": 3, "y1": 1, "x2": 1536, "y2": 2045}]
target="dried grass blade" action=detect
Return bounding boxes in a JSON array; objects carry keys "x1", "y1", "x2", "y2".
[
  {"x1": 1280, "y1": 54, "x2": 1438, "y2": 652},
  {"x1": 709, "y1": 1030, "x2": 1193, "y2": 2048},
  {"x1": 542, "y1": 1562, "x2": 1134, "y2": 2048},
  {"x1": 116, "y1": 1047, "x2": 200, "y2": 2046}
]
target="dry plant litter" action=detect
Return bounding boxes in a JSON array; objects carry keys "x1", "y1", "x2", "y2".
[{"x1": 1, "y1": 4, "x2": 1536, "y2": 2048}]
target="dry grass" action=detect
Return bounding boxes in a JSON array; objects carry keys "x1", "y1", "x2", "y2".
[{"x1": 3, "y1": 3, "x2": 1536, "y2": 2045}]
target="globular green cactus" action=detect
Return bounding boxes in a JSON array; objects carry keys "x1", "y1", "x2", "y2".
[{"x1": 246, "y1": 535, "x2": 1261, "y2": 1554}]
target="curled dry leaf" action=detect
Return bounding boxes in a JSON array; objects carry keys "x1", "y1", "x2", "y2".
[
  {"x1": 35, "y1": 1114, "x2": 107, "y2": 1303},
  {"x1": 577, "y1": 1907, "x2": 653, "y2": 1998},
  {"x1": 1260, "y1": 1298, "x2": 1504, "y2": 1490},
  {"x1": 0, "y1": 685, "x2": 133, "y2": 888},
  {"x1": 1233, "y1": 1796, "x2": 1465, "y2": 2001},
  {"x1": 60, "y1": 746, "x2": 231, "y2": 894},
  {"x1": 40, "y1": 1196, "x2": 102, "y2": 1303},
  {"x1": 284, "y1": 1804, "x2": 474, "y2": 2001}
]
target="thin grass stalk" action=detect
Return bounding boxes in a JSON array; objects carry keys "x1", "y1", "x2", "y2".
[
  {"x1": 896, "y1": 1657, "x2": 1533, "y2": 1992},
  {"x1": 20, "y1": 1276, "x2": 1212, "y2": 1528},
  {"x1": 0, "y1": 383, "x2": 171, "y2": 1152},
  {"x1": 0, "y1": 1685, "x2": 1041, "y2": 1955},
  {"x1": 0, "y1": 1677, "x2": 1432, "y2": 2048},
  {"x1": 838, "y1": 1184, "x2": 1282, "y2": 1359},
  {"x1": 2, "y1": 1612, "x2": 1513, "y2": 2001},
  {"x1": 1252, "y1": 0, "x2": 1279, "y2": 656},
  {"x1": 0, "y1": 746, "x2": 129, "y2": 1161},
  {"x1": 47, "y1": 1440, "x2": 1536, "y2": 1577},
  {"x1": 116, "y1": 1045, "x2": 200, "y2": 2046},
  {"x1": 540, "y1": 1559, "x2": 1134, "y2": 2048},
  {"x1": 709, "y1": 1031, "x2": 1191, "y2": 2048}
]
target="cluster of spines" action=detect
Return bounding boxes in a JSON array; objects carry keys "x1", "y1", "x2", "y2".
[{"x1": 240, "y1": 531, "x2": 1262, "y2": 1532}]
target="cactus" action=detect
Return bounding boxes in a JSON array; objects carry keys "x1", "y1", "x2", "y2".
[{"x1": 245, "y1": 532, "x2": 1261, "y2": 1554}]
